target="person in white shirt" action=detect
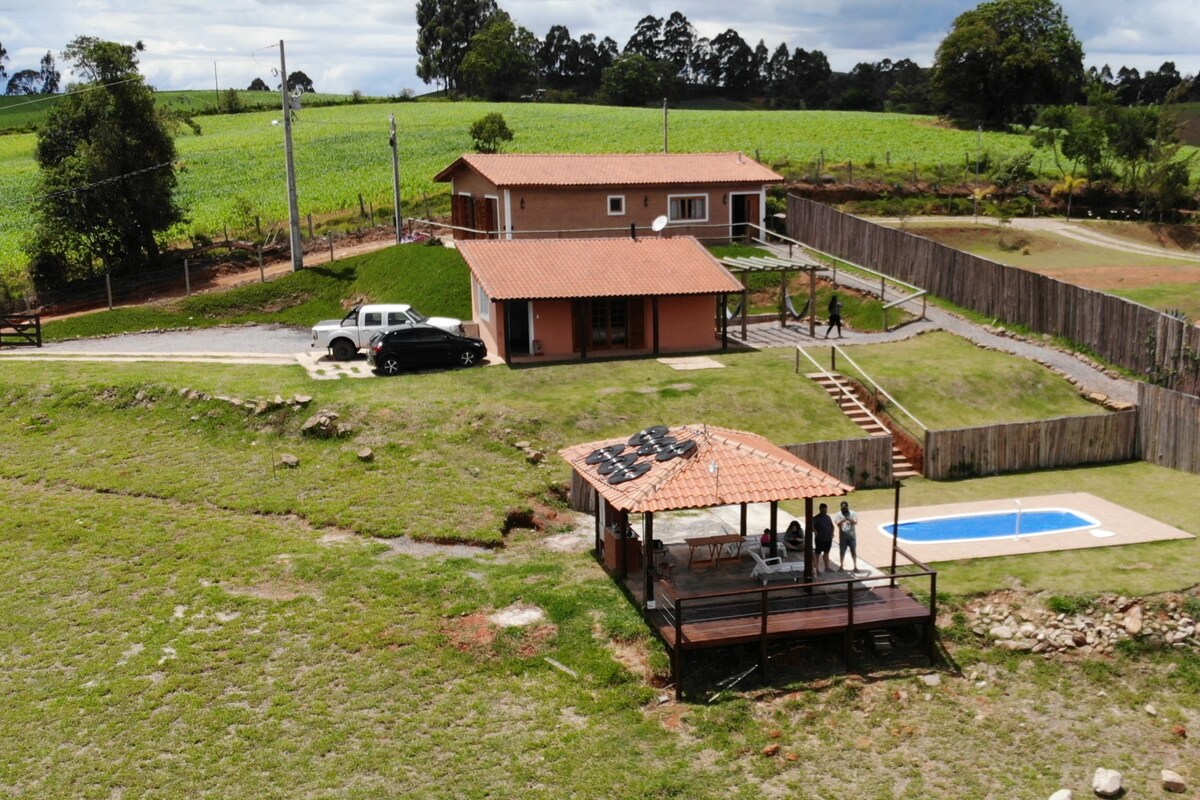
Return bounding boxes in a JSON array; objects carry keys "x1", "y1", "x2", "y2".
[{"x1": 835, "y1": 500, "x2": 859, "y2": 572}]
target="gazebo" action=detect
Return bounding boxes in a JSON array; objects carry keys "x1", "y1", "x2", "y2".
[{"x1": 561, "y1": 423, "x2": 938, "y2": 698}]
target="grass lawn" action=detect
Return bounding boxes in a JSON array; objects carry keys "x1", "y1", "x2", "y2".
[
  {"x1": 809, "y1": 331, "x2": 1104, "y2": 429},
  {"x1": 4, "y1": 239, "x2": 1199, "y2": 795}
]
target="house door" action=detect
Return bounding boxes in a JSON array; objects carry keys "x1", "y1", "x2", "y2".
[
  {"x1": 506, "y1": 300, "x2": 530, "y2": 356},
  {"x1": 731, "y1": 194, "x2": 759, "y2": 242}
]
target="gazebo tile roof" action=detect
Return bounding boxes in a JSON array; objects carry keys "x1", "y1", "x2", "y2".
[{"x1": 560, "y1": 424, "x2": 853, "y2": 514}]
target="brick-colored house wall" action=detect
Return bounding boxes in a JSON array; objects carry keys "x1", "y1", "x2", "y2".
[{"x1": 449, "y1": 177, "x2": 767, "y2": 242}]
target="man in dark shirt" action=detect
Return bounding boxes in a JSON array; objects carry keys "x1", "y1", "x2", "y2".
[{"x1": 812, "y1": 503, "x2": 835, "y2": 574}]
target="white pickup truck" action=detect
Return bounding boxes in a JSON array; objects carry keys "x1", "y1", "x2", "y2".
[{"x1": 311, "y1": 303, "x2": 464, "y2": 361}]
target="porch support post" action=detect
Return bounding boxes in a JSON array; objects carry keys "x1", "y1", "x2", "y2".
[
  {"x1": 808, "y1": 267, "x2": 817, "y2": 338},
  {"x1": 779, "y1": 269, "x2": 786, "y2": 328},
  {"x1": 759, "y1": 590, "x2": 769, "y2": 681},
  {"x1": 803, "y1": 497, "x2": 814, "y2": 583},
  {"x1": 719, "y1": 293, "x2": 729, "y2": 351},
  {"x1": 768, "y1": 501, "x2": 779, "y2": 559},
  {"x1": 740, "y1": 282, "x2": 748, "y2": 341},
  {"x1": 580, "y1": 300, "x2": 589, "y2": 360},
  {"x1": 643, "y1": 512, "x2": 655, "y2": 607},
  {"x1": 594, "y1": 488, "x2": 601, "y2": 557},
  {"x1": 739, "y1": 503, "x2": 747, "y2": 537},
  {"x1": 651, "y1": 297, "x2": 660, "y2": 355},
  {"x1": 618, "y1": 510, "x2": 629, "y2": 579}
]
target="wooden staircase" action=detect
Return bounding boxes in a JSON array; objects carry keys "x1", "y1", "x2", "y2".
[{"x1": 808, "y1": 372, "x2": 920, "y2": 479}]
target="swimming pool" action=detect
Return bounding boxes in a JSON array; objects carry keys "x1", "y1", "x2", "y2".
[{"x1": 880, "y1": 508, "x2": 1101, "y2": 544}]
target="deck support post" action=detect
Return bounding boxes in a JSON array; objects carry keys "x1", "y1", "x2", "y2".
[
  {"x1": 674, "y1": 597, "x2": 684, "y2": 701},
  {"x1": 739, "y1": 504, "x2": 747, "y2": 537},
  {"x1": 643, "y1": 512, "x2": 655, "y2": 607},
  {"x1": 759, "y1": 590, "x2": 770, "y2": 681},
  {"x1": 594, "y1": 490, "x2": 601, "y2": 557},
  {"x1": 803, "y1": 497, "x2": 814, "y2": 585}
]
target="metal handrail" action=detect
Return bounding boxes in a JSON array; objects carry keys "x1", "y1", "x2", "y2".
[
  {"x1": 831, "y1": 344, "x2": 928, "y2": 433},
  {"x1": 795, "y1": 345, "x2": 890, "y2": 433}
]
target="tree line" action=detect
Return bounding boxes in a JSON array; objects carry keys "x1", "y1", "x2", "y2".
[
  {"x1": 0, "y1": 42, "x2": 61, "y2": 96},
  {"x1": 414, "y1": 0, "x2": 1200, "y2": 129}
]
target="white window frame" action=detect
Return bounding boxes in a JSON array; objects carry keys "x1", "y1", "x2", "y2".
[
  {"x1": 476, "y1": 278, "x2": 491, "y2": 322},
  {"x1": 607, "y1": 195, "x2": 626, "y2": 216},
  {"x1": 667, "y1": 193, "x2": 708, "y2": 223}
]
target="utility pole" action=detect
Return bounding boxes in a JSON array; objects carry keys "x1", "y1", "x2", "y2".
[
  {"x1": 663, "y1": 97, "x2": 669, "y2": 154},
  {"x1": 390, "y1": 114, "x2": 402, "y2": 244},
  {"x1": 279, "y1": 40, "x2": 303, "y2": 271},
  {"x1": 214, "y1": 62, "x2": 220, "y2": 112}
]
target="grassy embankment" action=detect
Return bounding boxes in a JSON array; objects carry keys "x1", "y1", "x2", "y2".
[{"x1": 2, "y1": 244, "x2": 1199, "y2": 796}]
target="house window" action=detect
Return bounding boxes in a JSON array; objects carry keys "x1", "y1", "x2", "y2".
[
  {"x1": 607, "y1": 195, "x2": 625, "y2": 216},
  {"x1": 668, "y1": 195, "x2": 707, "y2": 222},
  {"x1": 477, "y1": 281, "x2": 491, "y2": 322}
]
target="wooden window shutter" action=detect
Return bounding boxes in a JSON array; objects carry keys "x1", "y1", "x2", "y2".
[{"x1": 627, "y1": 298, "x2": 645, "y2": 349}]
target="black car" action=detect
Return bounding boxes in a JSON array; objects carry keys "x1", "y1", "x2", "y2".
[{"x1": 367, "y1": 324, "x2": 487, "y2": 375}]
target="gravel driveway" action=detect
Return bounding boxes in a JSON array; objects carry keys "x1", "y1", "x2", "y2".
[{"x1": 38, "y1": 324, "x2": 313, "y2": 355}]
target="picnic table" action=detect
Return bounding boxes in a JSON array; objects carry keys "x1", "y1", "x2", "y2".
[{"x1": 684, "y1": 533, "x2": 746, "y2": 569}]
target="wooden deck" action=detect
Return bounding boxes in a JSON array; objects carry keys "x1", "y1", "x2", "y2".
[{"x1": 612, "y1": 543, "x2": 937, "y2": 699}]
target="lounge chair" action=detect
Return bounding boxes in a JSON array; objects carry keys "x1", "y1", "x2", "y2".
[{"x1": 748, "y1": 551, "x2": 804, "y2": 585}]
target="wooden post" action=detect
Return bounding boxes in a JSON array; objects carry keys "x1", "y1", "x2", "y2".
[
  {"x1": 779, "y1": 269, "x2": 786, "y2": 327},
  {"x1": 803, "y1": 497, "x2": 814, "y2": 584},
  {"x1": 739, "y1": 503, "x2": 748, "y2": 537},
  {"x1": 652, "y1": 297, "x2": 660, "y2": 355},
  {"x1": 358, "y1": 193, "x2": 366, "y2": 218},
  {"x1": 808, "y1": 267, "x2": 817, "y2": 338},
  {"x1": 307, "y1": 213, "x2": 314, "y2": 238},
  {"x1": 643, "y1": 512, "x2": 655, "y2": 607},
  {"x1": 184, "y1": 258, "x2": 191, "y2": 296},
  {"x1": 258, "y1": 247, "x2": 265, "y2": 282},
  {"x1": 759, "y1": 590, "x2": 770, "y2": 681},
  {"x1": 369, "y1": 202, "x2": 375, "y2": 227},
  {"x1": 740, "y1": 285, "x2": 748, "y2": 341},
  {"x1": 255, "y1": 215, "x2": 261, "y2": 236},
  {"x1": 768, "y1": 501, "x2": 778, "y2": 559},
  {"x1": 105, "y1": 265, "x2": 113, "y2": 311},
  {"x1": 327, "y1": 232, "x2": 334, "y2": 262},
  {"x1": 890, "y1": 480, "x2": 901, "y2": 587},
  {"x1": 673, "y1": 599, "x2": 684, "y2": 701}
]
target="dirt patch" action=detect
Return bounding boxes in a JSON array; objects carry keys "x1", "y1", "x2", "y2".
[
  {"x1": 445, "y1": 612, "x2": 496, "y2": 652},
  {"x1": 226, "y1": 580, "x2": 322, "y2": 601},
  {"x1": 489, "y1": 603, "x2": 547, "y2": 627},
  {"x1": 1050, "y1": 264, "x2": 1200, "y2": 290}
]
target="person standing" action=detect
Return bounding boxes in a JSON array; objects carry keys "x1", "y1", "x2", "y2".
[
  {"x1": 825, "y1": 293, "x2": 843, "y2": 339},
  {"x1": 812, "y1": 503, "x2": 834, "y2": 575},
  {"x1": 835, "y1": 500, "x2": 858, "y2": 572}
]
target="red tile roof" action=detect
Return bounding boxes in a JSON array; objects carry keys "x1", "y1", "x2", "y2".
[
  {"x1": 560, "y1": 425, "x2": 854, "y2": 514},
  {"x1": 457, "y1": 237, "x2": 743, "y2": 300},
  {"x1": 433, "y1": 152, "x2": 783, "y2": 187}
]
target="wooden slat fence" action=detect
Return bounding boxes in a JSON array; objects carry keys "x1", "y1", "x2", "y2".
[
  {"x1": 0, "y1": 314, "x2": 42, "y2": 348},
  {"x1": 788, "y1": 197, "x2": 1200, "y2": 397},
  {"x1": 924, "y1": 412, "x2": 1138, "y2": 480},
  {"x1": 782, "y1": 436, "x2": 894, "y2": 489},
  {"x1": 1138, "y1": 383, "x2": 1200, "y2": 474}
]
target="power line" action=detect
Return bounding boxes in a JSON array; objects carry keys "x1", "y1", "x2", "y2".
[
  {"x1": 0, "y1": 77, "x2": 143, "y2": 113},
  {"x1": 0, "y1": 160, "x2": 178, "y2": 208}
]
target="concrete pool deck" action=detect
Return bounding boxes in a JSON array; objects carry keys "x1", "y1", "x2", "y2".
[{"x1": 854, "y1": 493, "x2": 1194, "y2": 566}]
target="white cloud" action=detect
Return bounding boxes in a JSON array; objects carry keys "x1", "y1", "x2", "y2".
[{"x1": 2, "y1": 1, "x2": 1197, "y2": 95}]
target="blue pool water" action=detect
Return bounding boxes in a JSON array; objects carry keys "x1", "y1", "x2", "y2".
[{"x1": 881, "y1": 508, "x2": 1100, "y2": 544}]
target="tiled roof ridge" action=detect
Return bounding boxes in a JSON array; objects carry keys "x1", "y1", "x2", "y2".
[{"x1": 703, "y1": 426, "x2": 826, "y2": 479}]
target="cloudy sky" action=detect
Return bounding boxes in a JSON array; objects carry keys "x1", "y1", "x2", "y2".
[{"x1": 2, "y1": 0, "x2": 1197, "y2": 96}]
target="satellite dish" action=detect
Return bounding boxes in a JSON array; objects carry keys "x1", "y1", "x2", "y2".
[{"x1": 651, "y1": 215, "x2": 668, "y2": 233}]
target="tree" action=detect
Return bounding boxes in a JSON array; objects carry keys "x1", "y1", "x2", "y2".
[
  {"x1": 416, "y1": 0, "x2": 497, "y2": 96},
  {"x1": 247, "y1": 77, "x2": 270, "y2": 91},
  {"x1": 37, "y1": 51, "x2": 60, "y2": 94},
  {"x1": 0, "y1": 41, "x2": 7, "y2": 80},
  {"x1": 469, "y1": 112, "x2": 513, "y2": 153},
  {"x1": 600, "y1": 53, "x2": 661, "y2": 106},
  {"x1": 6, "y1": 70, "x2": 40, "y2": 96},
  {"x1": 29, "y1": 37, "x2": 184, "y2": 290},
  {"x1": 460, "y1": 10, "x2": 537, "y2": 100},
  {"x1": 539, "y1": 25, "x2": 576, "y2": 90},
  {"x1": 286, "y1": 71, "x2": 314, "y2": 93},
  {"x1": 660, "y1": 12, "x2": 695, "y2": 78},
  {"x1": 931, "y1": 0, "x2": 1084, "y2": 129},
  {"x1": 623, "y1": 15, "x2": 662, "y2": 60}
]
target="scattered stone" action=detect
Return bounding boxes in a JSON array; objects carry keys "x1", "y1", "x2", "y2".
[
  {"x1": 1086, "y1": 392, "x2": 1108, "y2": 405},
  {"x1": 1092, "y1": 768, "x2": 1122, "y2": 797},
  {"x1": 524, "y1": 448, "x2": 545, "y2": 464},
  {"x1": 301, "y1": 410, "x2": 343, "y2": 438},
  {"x1": 253, "y1": 400, "x2": 271, "y2": 415},
  {"x1": 989, "y1": 625, "x2": 1014, "y2": 640},
  {"x1": 513, "y1": 440, "x2": 531, "y2": 450},
  {"x1": 761, "y1": 743, "x2": 781, "y2": 757},
  {"x1": 1162, "y1": 769, "x2": 1186, "y2": 793},
  {"x1": 293, "y1": 394, "x2": 312, "y2": 406},
  {"x1": 135, "y1": 390, "x2": 147, "y2": 402},
  {"x1": 279, "y1": 453, "x2": 300, "y2": 468},
  {"x1": 357, "y1": 447, "x2": 374, "y2": 462},
  {"x1": 920, "y1": 674, "x2": 941, "y2": 687},
  {"x1": 1124, "y1": 605, "x2": 1143, "y2": 635},
  {"x1": 1144, "y1": 703, "x2": 1157, "y2": 717},
  {"x1": 1048, "y1": 790, "x2": 1073, "y2": 800},
  {"x1": 1171, "y1": 724, "x2": 1186, "y2": 738}
]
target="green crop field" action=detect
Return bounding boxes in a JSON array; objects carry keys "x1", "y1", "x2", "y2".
[{"x1": 0, "y1": 99, "x2": 1039, "y2": 284}]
